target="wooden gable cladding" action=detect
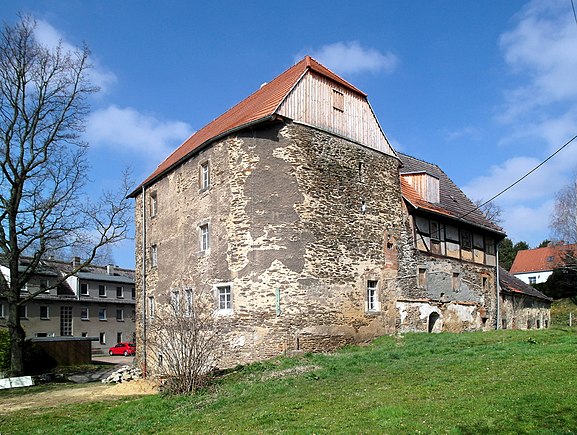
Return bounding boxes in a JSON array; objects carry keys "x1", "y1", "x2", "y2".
[
  {"x1": 401, "y1": 172, "x2": 440, "y2": 204},
  {"x1": 277, "y1": 72, "x2": 394, "y2": 156}
]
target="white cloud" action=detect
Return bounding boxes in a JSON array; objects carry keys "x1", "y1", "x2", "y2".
[
  {"x1": 303, "y1": 41, "x2": 398, "y2": 76},
  {"x1": 498, "y1": 0, "x2": 577, "y2": 127},
  {"x1": 34, "y1": 19, "x2": 117, "y2": 93},
  {"x1": 445, "y1": 126, "x2": 481, "y2": 142},
  {"x1": 501, "y1": 200, "x2": 555, "y2": 246},
  {"x1": 85, "y1": 105, "x2": 194, "y2": 162}
]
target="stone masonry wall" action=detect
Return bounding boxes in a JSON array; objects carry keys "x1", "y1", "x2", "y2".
[
  {"x1": 134, "y1": 121, "x2": 404, "y2": 370},
  {"x1": 396, "y1": 206, "x2": 497, "y2": 333}
]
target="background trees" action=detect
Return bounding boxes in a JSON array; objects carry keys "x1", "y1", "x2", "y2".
[
  {"x1": 0, "y1": 16, "x2": 131, "y2": 375},
  {"x1": 550, "y1": 175, "x2": 577, "y2": 244}
]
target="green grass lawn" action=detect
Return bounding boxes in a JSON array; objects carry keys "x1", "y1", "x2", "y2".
[{"x1": 1, "y1": 328, "x2": 577, "y2": 434}]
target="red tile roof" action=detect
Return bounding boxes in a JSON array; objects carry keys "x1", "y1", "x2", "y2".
[
  {"x1": 399, "y1": 153, "x2": 505, "y2": 235},
  {"x1": 129, "y1": 56, "x2": 366, "y2": 197},
  {"x1": 509, "y1": 244, "x2": 577, "y2": 274}
]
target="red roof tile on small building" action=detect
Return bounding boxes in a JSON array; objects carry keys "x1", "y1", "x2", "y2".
[
  {"x1": 129, "y1": 56, "x2": 366, "y2": 197},
  {"x1": 509, "y1": 244, "x2": 577, "y2": 274}
]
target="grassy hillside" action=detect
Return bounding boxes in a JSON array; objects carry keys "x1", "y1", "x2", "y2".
[
  {"x1": 1, "y1": 328, "x2": 577, "y2": 434},
  {"x1": 551, "y1": 298, "x2": 577, "y2": 327}
]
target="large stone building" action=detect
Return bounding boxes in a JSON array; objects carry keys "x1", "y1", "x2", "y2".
[{"x1": 129, "y1": 56, "x2": 548, "y2": 370}]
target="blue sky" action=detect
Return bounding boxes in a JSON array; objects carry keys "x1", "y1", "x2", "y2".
[{"x1": 2, "y1": 0, "x2": 577, "y2": 268}]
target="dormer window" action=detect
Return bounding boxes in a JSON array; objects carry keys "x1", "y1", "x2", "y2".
[{"x1": 332, "y1": 89, "x2": 344, "y2": 112}]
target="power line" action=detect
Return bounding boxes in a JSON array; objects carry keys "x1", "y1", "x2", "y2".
[
  {"x1": 572, "y1": 0, "x2": 577, "y2": 28},
  {"x1": 462, "y1": 133, "x2": 577, "y2": 222}
]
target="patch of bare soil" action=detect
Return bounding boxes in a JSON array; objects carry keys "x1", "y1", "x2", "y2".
[{"x1": 0, "y1": 380, "x2": 159, "y2": 415}]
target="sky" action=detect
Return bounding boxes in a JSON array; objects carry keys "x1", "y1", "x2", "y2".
[{"x1": 2, "y1": 0, "x2": 577, "y2": 268}]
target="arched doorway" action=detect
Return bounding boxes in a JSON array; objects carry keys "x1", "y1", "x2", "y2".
[{"x1": 428, "y1": 312, "x2": 440, "y2": 333}]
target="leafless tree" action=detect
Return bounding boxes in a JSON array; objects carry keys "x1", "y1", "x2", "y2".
[
  {"x1": 550, "y1": 175, "x2": 577, "y2": 244},
  {"x1": 0, "y1": 16, "x2": 132, "y2": 375},
  {"x1": 474, "y1": 199, "x2": 503, "y2": 226},
  {"x1": 147, "y1": 288, "x2": 223, "y2": 394}
]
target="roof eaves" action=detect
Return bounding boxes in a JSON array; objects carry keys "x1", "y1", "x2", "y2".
[{"x1": 127, "y1": 114, "x2": 277, "y2": 198}]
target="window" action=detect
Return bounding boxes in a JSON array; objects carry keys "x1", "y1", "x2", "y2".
[
  {"x1": 36, "y1": 332, "x2": 48, "y2": 338},
  {"x1": 99, "y1": 308, "x2": 107, "y2": 321},
  {"x1": 430, "y1": 221, "x2": 441, "y2": 241},
  {"x1": 116, "y1": 309, "x2": 124, "y2": 321},
  {"x1": 41, "y1": 279, "x2": 50, "y2": 293},
  {"x1": 148, "y1": 296, "x2": 155, "y2": 319},
  {"x1": 482, "y1": 276, "x2": 488, "y2": 291},
  {"x1": 185, "y1": 288, "x2": 193, "y2": 316},
  {"x1": 131, "y1": 287, "x2": 136, "y2": 299},
  {"x1": 116, "y1": 286, "x2": 124, "y2": 298},
  {"x1": 117, "y1": 332, "x2": 123, "y2": 343},
  {"x1": 40, "y1": 306, "x2": 49, "y2": 319},
  {"x1": 332, "y1": 89, "x2": 344, "y2": 112},
  {"x1": 200, "y1": 224, "x2": 210, "y2": 252},
  {"x1": 485, "y1": 238, "x2": 495, "y2": 256},
  {"x1": 81, "y1": 332, "x2": 88, "y2": 337},
  {"x1": 0, "y1": 303, "x2": 4, "y2": 318},
  {"x1": 529, "y1": 276, "x2": 537, "y2": 285},
  {"x1": 81, "y1": 307, "x2": 89, "y2": 320},
  {"x1": 151, "y1": 245, "x2": 158, "y2": 267},
  {"x1": 99, "y1": 332, "x2": 106, "y2": 344},
  {"x1": 18, "y1": 305, "x2": 27, "y2": 319},
  {"x1": 452, "y1": 272, "x2": 460, "y2": 291},
  {"x1": 367, "y1": 280, "x2": 378, "y2": 311},
  {"x1": 80, "y1": 283, "x2": 89, "y2": 296},
  {"x1": 150, "y1": 191, "x2": 158, "y2": 217},
  {"x1": 60, "y1": 306, "x2": 72, "y2": 336},
  {"x1": 217, "y1": 285, "x2": 232, "y2": 311},
  {"x1": 99, "y1": 285, "x2": 106, "y2": 298},
  {"x1": 171, "y1": 290, "x2": 180, "y2": 312},
  {"x1": 418, "y1": 268, "x2": 427, "y2": 288},
  {"x1": 200, "y1": 162, "x2": 210, "y2": 190},
  {"x1": 460, "y1": 229, "x2": 472, "y2": 250}
]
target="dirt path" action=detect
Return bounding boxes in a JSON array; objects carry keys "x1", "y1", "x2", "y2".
[{"x1": 0, "y1": 380, "x2": 158, "y2": 414}]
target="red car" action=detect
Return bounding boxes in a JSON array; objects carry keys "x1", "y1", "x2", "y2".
[{"x1": 109, "y1": 342, "x2": 136, "y2": 356}]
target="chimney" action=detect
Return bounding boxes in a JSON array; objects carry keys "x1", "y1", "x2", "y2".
[
  {"x1": 72, "y1": 256, "x2": 81, "y2": 267},
  {"x1": 107, "y1": 264, "x2": 115, "y2": 276}
]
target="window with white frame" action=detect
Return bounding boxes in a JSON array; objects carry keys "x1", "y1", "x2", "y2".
[
  {"x1": 367, "y1": 280, "x2": 378, "y2": 311},
  {"x1": 116, "y1": 286, "x2": 123, "y2": 298},
  {"x1": 80, "y1": 283, "x2": 89, "y2": 296},
  {"x1": 151, "y1": 245, "x2": 158, "y2": 267},
  {"x1": 40, "y1": 306, "x2": 49, "y2": 319},
  {"x1": 217, "y1": 285, "x2": 232, "y2": 312},
  {"x1": 99, "y1": 332, "x2": 106, "y2": 344},
  {"x1": 116, "y1": 309, "x2": 124, "y2": 321},
  {"x1": 99, "y1": 307, "x2": 107, "y2": 321},
  {"x1": 18, "y1": 305, "x2": 27, "y2": 319},
  {"x1": 117, "y1": 332, "x2": 123, "y2": 343},
  {"x1": 200, "y1": 224, "x2": 210, "y2": 252},
  {"x1": 200, "y1": 161, "x2": 210, "y2": 190},
  {"x1": 529, "y1": 276, "x2": 537, "y2": 285},
  {"x1": 0, "y1": 303, "x2": 4, "y2": 318},
  {"x1": 131, "y1": 287, "x2": 136, "y2": 299},
  {"x1": 185, "y1": 288, "x2": 193, "y2": 316},
  {"x1": 148, "y1": 296, "x2": 155, "y2": 319},
  {"x1": 81, "y1": 307, "x2": 89, "y2": 320},
  {"x1": 99, "y1": 284, "x2": 106, "y2": 297}
]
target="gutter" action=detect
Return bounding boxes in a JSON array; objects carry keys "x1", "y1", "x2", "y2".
[{"x1": 141, "y1": 185, "x2": 147, "y2": 376}]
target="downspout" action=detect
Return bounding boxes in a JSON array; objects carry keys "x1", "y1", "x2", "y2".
[
  {"x1": 141, "y1": 186, "x2": 148, "y2": 376},
  {"x1": 496, "y1": 244, "x2": 500, "y2": 330}
]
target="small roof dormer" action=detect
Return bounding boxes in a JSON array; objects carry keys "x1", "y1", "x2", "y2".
[{"x1": 401, "y1": 171, "x2": 440, "y2": 204}]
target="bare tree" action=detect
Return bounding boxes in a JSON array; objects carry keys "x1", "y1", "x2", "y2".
[
  {"x1": 474, "y1": 199, "x2": 503, "y2": 226},
  {"x1": 0, "y1": 16, "x2": 131, "y2": 375},
  {"x1": 147, "y1": 288, "x2": 223, "y2": 394},
  {"x1": 550, "y1": 175, "x2": 577, "y2": 244}
]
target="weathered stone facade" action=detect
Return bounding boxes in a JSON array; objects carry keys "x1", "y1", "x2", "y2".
[
  {"x1": 135, "y1": 121, "x2": 404, "y2": 368},
  {"x1": 131, "y1": 56, "x2": 550, "y2": 373}
]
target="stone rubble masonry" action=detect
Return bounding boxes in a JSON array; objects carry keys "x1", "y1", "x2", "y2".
[{"x1": 134, "y1": 121, "x2": 405, "y2": 370}]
